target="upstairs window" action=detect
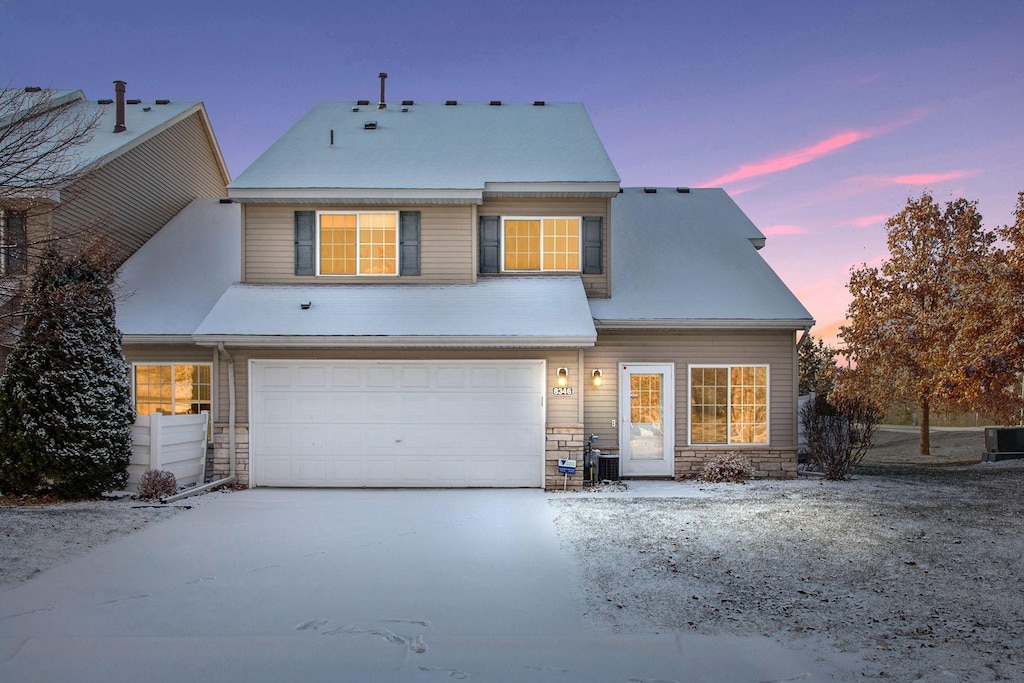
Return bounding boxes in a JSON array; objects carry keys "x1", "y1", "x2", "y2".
[
  {"x1": 318, "y1": 211, "x2": 397, "y2": 275},
  {"x1": 502, "y1": 217, "x2": 580, "y2": 272}
]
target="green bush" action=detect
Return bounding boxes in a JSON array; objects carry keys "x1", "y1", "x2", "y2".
[{"x1": 0, "y1": 250, "x2": 134, "y2": 498}]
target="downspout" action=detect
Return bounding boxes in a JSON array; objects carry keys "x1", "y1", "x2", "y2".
[{"x1": 162, "y1": 342, "x2": 237, "y2": 503}]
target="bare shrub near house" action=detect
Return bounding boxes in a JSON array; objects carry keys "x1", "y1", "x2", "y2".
[
  {"x1": 800, "y1": 393, "x2": 882, "y2": 480},
  {"x1": 137, "y1": 469, "x2": 177, "y2": 500},
  {"x1": 699, "y1": 452, "x2": 755, "y2": 483}
]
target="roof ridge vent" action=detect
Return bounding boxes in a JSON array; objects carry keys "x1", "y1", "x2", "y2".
[
  {"x1": 489, "y1": 100, "x2": 502, "y2": 106},
  {"x1": 643, "y1": 187, "x2": 657, "y2": 194},
  {"x1": 445, "y1": 100, "x2": 458, "y2": 106},
  {"x1": 533, "y1": 100, "x2": 546, "y2": 106},
  {"x1": 401, "y1": 99, "x2": 414, "y2": 106},
  {"x1": 356, "y1": 100, "x2": 370, "y2": 106},
  {"x1": 24, "y1": 86, "x2": 42, "y2": 93},
  {"x1": 126, "y1": 98, "x2": 141, "y2": 105},
  {"x1": 676, "y1": 187, "x2": 690, "y2": 194},
  {"x1": 155, "y1": 99, "x2": 169, "y2": 105},
  {"x1": 97, "y1": 98, "x2": 113, "y2": 105}
]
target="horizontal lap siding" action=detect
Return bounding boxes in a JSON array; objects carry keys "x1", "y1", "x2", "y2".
[
  {"x1": 479, "y1": 197, "x2": 610, "y2": 298},
  {"x1": 52, "y1": 113, "x2": 226, "y2": 263},
  {"x1": 583, "y1": 330, "x2": 798, "y2": 450},
  {"x1": 218, "y1": 348, "x2": 579, "y2": 427},
  {"x1": 243, "y1": 204, "x2": 474, "y2": 283}
]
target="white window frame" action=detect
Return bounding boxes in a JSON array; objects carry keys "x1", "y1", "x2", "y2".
[
  {"x1": 132, "y1": 362, "x2": 214, "y2": 441},
  {"x1": 500, "y1": 216, "x2": 582, "y2": 273},
  {"x1": 687, "y1": 364, "x2": 770, "y2": 446},
  {"x1": 316, "y1": 210, "x2": 400, "y2": 277}
]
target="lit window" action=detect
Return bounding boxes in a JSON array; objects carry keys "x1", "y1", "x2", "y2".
[
  {"x1": 319, "y1": 211, "x2": 397, "y2": 275},
  {"x1": 134, "y1": 364, "x2": 212, "y2": 438},
  {"x1": 502, "y1": 217, "x2": 580, "y2": 272},
  {"x1": 690, "y1": 365, "x2": 768, "y2": 444}
]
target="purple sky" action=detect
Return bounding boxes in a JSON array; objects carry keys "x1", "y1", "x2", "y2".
[{"x1": 3, "y1": 0, "x2": 1022, "y2": 344}]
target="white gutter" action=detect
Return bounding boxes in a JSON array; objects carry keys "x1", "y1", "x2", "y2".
[
  {"x1": 162, "y1": 342, "x2": 237, "y2": 503},
  {"x1": 191, "y1": 334, "x2": 597, "y2": 348},
  {"x1": 593, "y1": 318, "x2": 816, "y2": 331}
]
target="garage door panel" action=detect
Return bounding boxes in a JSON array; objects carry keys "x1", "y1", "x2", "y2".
[{"x1": 251, "y1": 360, "x2": 545, "y2": 487}]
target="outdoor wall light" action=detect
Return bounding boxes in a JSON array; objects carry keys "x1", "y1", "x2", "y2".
[
  {"x1": 556, "y1": 367, "x2": 568, "y2": 387},
  {"x1": 592, "y1": 369, "x2": 603, "y2": 386},
  {"x1": 300, "y1": 302, "x2": 311, "y2": 310}
]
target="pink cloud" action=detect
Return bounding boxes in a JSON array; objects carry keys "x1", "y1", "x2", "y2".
[
  {"x1": 702, "y1": 111, "x2": 928, "y2": 188},
  {"x1": 850, "y1": 213, "x2": 889, "y2": 228},
  {"x1": 761, "y1": 224, "x2": 808, "y2": 236},
  {"x1": 882, "y1": 171, "x2": 974, "y2": 185}
]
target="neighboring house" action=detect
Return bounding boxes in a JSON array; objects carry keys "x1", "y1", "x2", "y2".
[
  {"x1": 0, "y1": 82, "x2": 229, "y2": 355},
  {"x1": 117, "y1": 96, "x2": 813, "y2": 490}
]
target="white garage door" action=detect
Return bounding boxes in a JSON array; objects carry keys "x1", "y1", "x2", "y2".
[{"x1": 250, "y1": 360, "x2": 546, "y2": 487}]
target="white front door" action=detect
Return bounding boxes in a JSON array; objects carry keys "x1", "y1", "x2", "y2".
[{"x1": 619, "y1": 363, "x2": 675, "y2": 476}]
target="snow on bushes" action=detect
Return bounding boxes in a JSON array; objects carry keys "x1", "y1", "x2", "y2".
[{"x1": 0, "y1": 249, "x2": 134, "y2": 498}]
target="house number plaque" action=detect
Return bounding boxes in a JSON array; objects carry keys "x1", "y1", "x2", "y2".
[{"x1": 552, "y1": 387, "x2": 574, "y2": 396}]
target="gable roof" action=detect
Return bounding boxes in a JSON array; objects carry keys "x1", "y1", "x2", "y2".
[
  {"x1": 588, "y1": 188, "x2": 814, "y2": 329},
  {"x1": 228, "y1": 102, "x2": 620, "y2": 203},
  {"x1": 1, "y1": 87, "x2": 230, "y2": 198},
  {"x1": 116, "y1": 199, "x2": 241, "y2": 340}
]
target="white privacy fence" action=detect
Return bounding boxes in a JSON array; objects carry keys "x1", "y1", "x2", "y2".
[{"x1": 128, "y1": 412, "x2": 209, "y2": 491}]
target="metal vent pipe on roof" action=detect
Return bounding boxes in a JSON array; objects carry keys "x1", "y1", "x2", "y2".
[
  {"x1": 378, "y1": 72, "x2": 387, "y2": 109},
  {"x1": 113, "y1": 80, "x2": 127, "y2": 133}
]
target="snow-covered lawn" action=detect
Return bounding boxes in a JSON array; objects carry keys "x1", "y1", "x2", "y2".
[{"x1": 553, "y1": 461, "x2": 1024, "y2": 682}]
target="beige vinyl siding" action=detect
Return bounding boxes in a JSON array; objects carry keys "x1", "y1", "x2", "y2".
[
  {"x1": 50, "y1": 112, "x2": 226, "y2": 263},
  {"x1": 479, "y1": 197, "x2": 611, "y2": 298},
  {"x1": 213, "y1": 348, "x2": 579, "y2": 426},
  {"x1": 243, "y1": 204, "x2": 474, "y2": 284},
  {"x1": 583, "y1": 330, "x2": 798, "y2": 450}
]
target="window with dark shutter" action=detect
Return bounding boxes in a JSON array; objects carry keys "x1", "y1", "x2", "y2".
[
  {"x1": 399, "y1": 211, "x2": 420, "y2": 276},
  {"x1": 582, "y1": 216, "x2": 603, "y2": 274},
  {"x1": 294, "y1": 211, "x2": 315, "y2": 276},
  {"x1": 479, "y1": 215, "x2": 500, "y2": 273},
  {"x1": 1, "y1": 210, "x2": 27, "y2": 275}
]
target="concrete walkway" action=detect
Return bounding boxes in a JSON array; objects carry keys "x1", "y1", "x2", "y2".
[{"x1": 1, "y1": 489, "x2": 857, "y2": 681}]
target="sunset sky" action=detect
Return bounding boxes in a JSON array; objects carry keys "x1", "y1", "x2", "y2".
[{"x1": 3, "y1": 0, "x2": 1022, "y2": 345}]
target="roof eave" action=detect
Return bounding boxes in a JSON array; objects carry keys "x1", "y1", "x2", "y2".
[
  {"x1": 121, "y1": 334, "x2": 199, "y2": 344},
  {"x1": 192, "y1": 334, "x2": 596, "y2": 349},
  {"x1": 226, "y1": 188, "x2": 483, "y2": 204},
  {"x1": 593, "y1": 318, "x2": 815, "y2": 331}
]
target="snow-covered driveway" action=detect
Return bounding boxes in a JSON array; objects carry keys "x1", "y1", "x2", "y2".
[{"x1": 1, "y1": 488, "x2": 852, "y2": 681}]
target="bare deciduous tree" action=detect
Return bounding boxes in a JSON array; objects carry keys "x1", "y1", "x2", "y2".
[{"x1": 1, "y1": 86, "x2": 102, "y2": 349}]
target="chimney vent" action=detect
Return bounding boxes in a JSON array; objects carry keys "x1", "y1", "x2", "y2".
[
  {"x1": 378, "y1": 72, "x2": 387, "y2": 109},
  {"x1": 113, "y1": 80, "x2": 127, "y2": 133}
]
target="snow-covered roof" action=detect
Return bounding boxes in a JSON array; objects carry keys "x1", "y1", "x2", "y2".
[
  {"x1": 228, "y1": 102, "x2": 620, "y2": 202},
  {"x1": 589, "y1": 188, "x2": 814, "y2": 329},
  {"x1": 192, "y1": 277, "x2": 597, "y2": 348},
  {"x1": 116, "y1": 199, "x2": 241, "y2": 339},
  {"x1": 1, "y1": 87, "x2": 229, "y2": 191}
]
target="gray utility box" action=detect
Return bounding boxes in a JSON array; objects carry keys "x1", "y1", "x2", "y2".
[{"x1": 983, "y1": 427, "x2": 1024, "y2": 462}]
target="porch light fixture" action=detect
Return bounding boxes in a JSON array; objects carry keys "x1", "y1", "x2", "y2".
[
  {"x1": 556, "y1": 367, "x2": 568, "y2": 387},
  {"x1": 592, "y1": 369, "x2": 603, "y2": 386}
]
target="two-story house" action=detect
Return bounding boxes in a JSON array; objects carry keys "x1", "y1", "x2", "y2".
[
  {"x1": 1, "y1": 82, "x2": 229, "y2": 357},
  {"x1": 117, "y1": 96, "x2": 813, "y2": 490}
]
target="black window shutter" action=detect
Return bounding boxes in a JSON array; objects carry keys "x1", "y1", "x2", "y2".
[
  {"x1": 399, "y1": 211, "x2": 421, "y2": 276},
  {"x1": 5, "y1": 211, "x2": 27, "y2": 275},
  {"x1": 294, "y1": 211, "x2": 315, "y2": 276},
  {"x1": 479, "y1": 215, "x2": 500, "y2": 273},
  {"x1": 582, "y1": 216, "x2": 603, "y2": 274}
]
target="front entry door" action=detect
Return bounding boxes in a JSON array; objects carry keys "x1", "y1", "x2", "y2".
[{"x1": 619, "y1": 363, "x2": 675, "y2": 476}]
